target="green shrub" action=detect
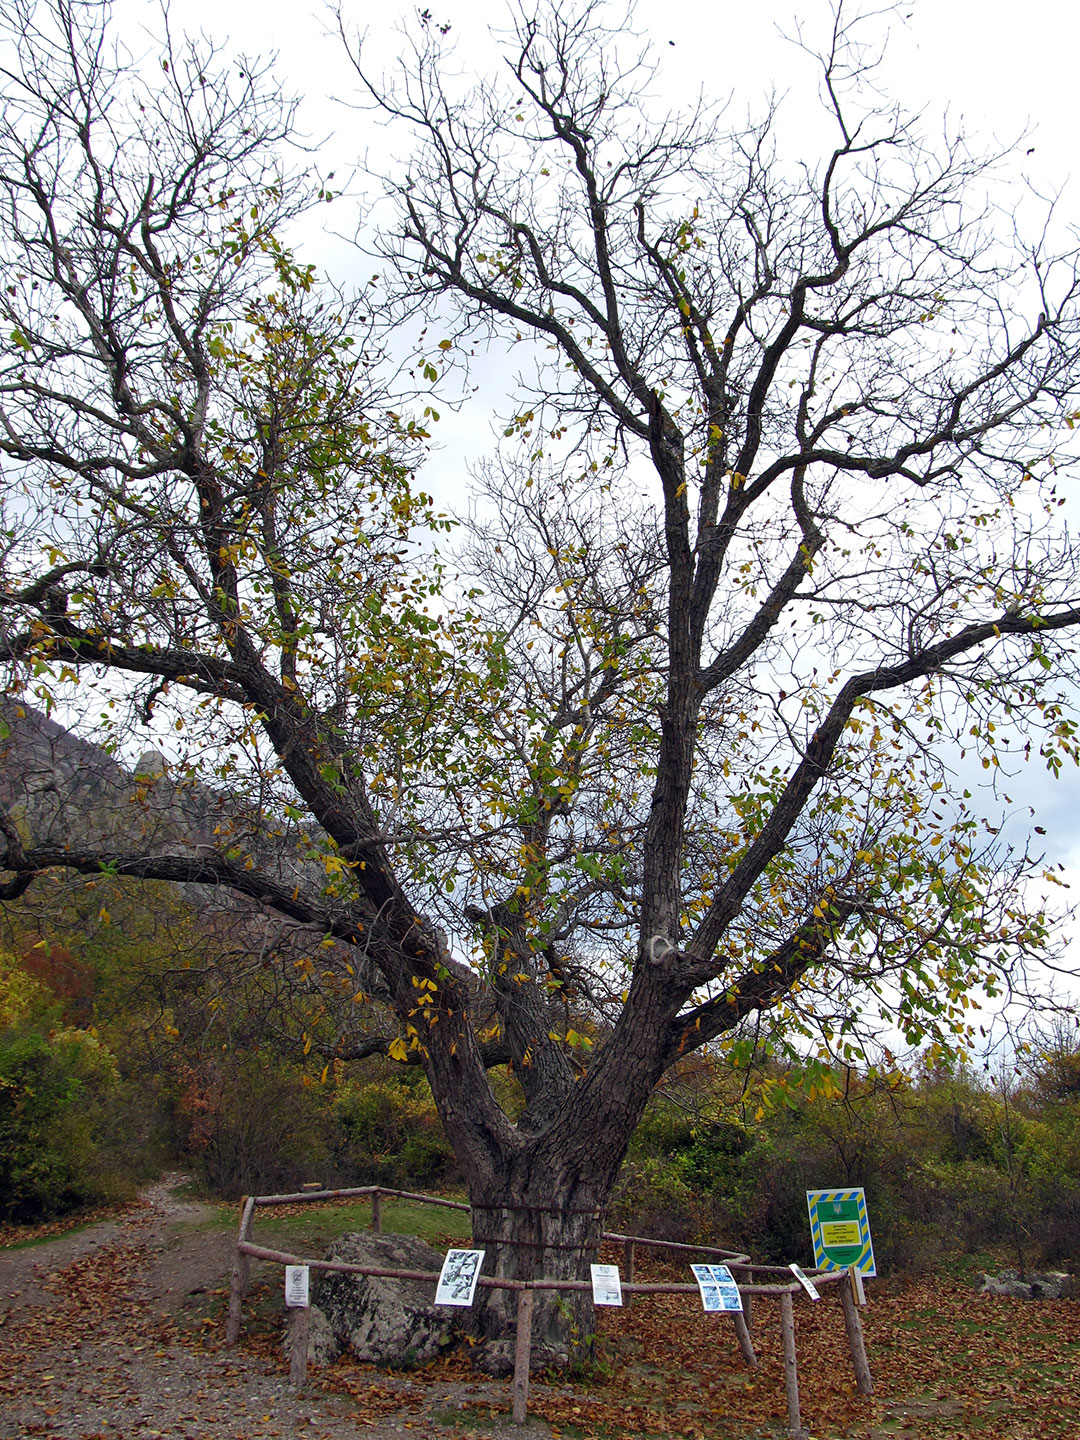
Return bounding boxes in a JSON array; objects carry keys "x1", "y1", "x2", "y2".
[
  {"x1": 329, "y1": 1072, "x2": 459, "y2": 1190},
  {"x1": 608, "y1": 1153, "x2": 700, "y2": 1241},
  {"x1": 611, "y1": 1057, "x2": 1080, "y2": 1274},
  {"x1": 0, "y1": 956, "x2": 127, "y2": 1221}
]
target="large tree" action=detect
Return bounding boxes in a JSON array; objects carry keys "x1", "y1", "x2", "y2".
[{"x1": 3, "y1": 0, "x2": 1080, "y2": 1363}]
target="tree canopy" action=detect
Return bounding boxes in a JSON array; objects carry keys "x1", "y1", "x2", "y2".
[{"x1": 3, "y1": 0, "x2": 1080, "y2": 1356}]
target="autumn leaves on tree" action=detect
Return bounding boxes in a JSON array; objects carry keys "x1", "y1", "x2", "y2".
[{"x1": 3, "y1": 0, "x2": 1080, "y2": 1358}]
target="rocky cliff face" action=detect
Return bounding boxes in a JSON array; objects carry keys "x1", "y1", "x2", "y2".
[
  {"x1": 0, "y1": 700, "x2": 469, "y2": 1014},
  {"x1": 0, "y1": 700, "x2": 133, "y2": 837},
  {"x1": 0, "y1": 699, "x2": 279, "y2": 869},
  {"x1": 0, "y1": 697, "x2": 353, "y2": 992}
]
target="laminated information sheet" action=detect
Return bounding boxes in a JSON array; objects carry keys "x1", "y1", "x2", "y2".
[
  {"x1": 284, "y1": 1265, "x2": 310, "y2": 1308},
  {"x1": 590, "y1": 1263, "x2": 623, "y2": 1306},
  {"x1": 788, "y1": 1263, "x2": 821, "y2": 1301},
  {"x1": 435, "y1": 1248, "x2": 486, "y2": 1307},
  {"x1": 690, "y1": 1263, "x2": 743, "y2": 1313}
]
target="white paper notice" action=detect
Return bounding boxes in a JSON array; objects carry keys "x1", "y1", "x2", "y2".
[
  {"x1": 435, "y1": 1248, "x2": 486, "y2": 1307},
  {"x1": 590, "y1": 1263, "x2": 623, "y2": 1306},
  {"x1": 284, "y1": 1265, "x2": 310, "y2": 1308},
  {"x1": 788, "y1": 1263, "x2": 821, "y2": 1301},
  {"x1": 690, "y1": 1263, "x2": 743, "y2": 1313}
]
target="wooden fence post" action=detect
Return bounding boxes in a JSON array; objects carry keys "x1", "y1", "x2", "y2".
[
  {"x1": 779, "y1": 1290, "x2": 806, "y2": 1439},
  {"x1": 733, "y1": 1309, "x2": 757, "y2": 1366},
  {"x1": 371, "y1": 1188, "x2": 382, "y2": 1234},
  {"x1": 512, "y1": 1287, "x2": 535, "y2": 1425},
  {"x1": 840, "y1": 1273, "x2": 874, "y2": 1396},
  {"x1": 623, "y1": 1240, "x2": 634, "y2": 1310},
  {"x1": 226, "y1": 1196, "x2": 256, "y2": 1345},
  {"x1": 289, "y1": 1306, "x2": 310, "y2": 1389}
]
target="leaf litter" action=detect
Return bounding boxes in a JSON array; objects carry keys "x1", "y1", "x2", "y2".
[{"x1": 2, "y1": 1188, "x2": 1079, "y2": 1440}]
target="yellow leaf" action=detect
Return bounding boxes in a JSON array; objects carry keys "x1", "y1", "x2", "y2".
[{"x1": 387, "y1": 1037, "x2": 409, "y2": 1062}]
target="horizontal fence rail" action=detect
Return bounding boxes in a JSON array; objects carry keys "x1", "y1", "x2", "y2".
[{"x1": 226, "y1": 1182, "x2": 872, "y2": 1439}]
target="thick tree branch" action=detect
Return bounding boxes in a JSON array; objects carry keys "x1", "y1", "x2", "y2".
[
  {"x1": 663, "y1": 897, "x2": 860, "y2": 1066},
  {"x1": 685, "y1": 602, "x2": 1080, "y2": 974}
]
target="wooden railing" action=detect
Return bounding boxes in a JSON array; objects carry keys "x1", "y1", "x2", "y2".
[{"x1": 226, "y1": 1183, "x2": 871, "y2": 1439}]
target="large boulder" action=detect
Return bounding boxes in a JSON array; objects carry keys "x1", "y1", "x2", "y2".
[{"x1": 313, "y1": 1232, "x2": 458, "y2": 1367}]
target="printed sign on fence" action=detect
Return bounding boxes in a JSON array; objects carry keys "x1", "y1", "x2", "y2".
[
  {"x1": 788, "y1": 1263, "x2": 821, "y2": 1301},
  {"x1": 690, "y1": 1263, "x2": 743, "y2": 1313},
  {"x1": 435, "y1": 1248, "x2": 486, "y2": 1307},
  {"x1": 590, "y1": 1263, "x2": 623, "y2": 1306},
  {"x1": 284, "y1": 1265, "x2": 310, "y2": 1308},
  {"x1": 806, "y1": 1188, "x2": 876, "y2": 1276}
]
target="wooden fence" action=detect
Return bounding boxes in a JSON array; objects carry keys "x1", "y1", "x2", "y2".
[{"x1": 226, "y1": 1183, "x2": 872, "y2": 1439}]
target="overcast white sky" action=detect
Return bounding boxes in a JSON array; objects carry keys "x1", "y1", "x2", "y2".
[
  {"x1": 113, "y1": 0, "x2": 1080, "y2": 494},
  {"x1": 104, "y1": 0, "x2": 1080, "y2": 1019},
  {"x1": 115, "y1": 0, "x2": 1080, "y2": 238},
  {"x1": 111, "y1": 0, "x2": 1080, "y2": 430},
  {"x1": 112, "y1": 0, "x2": 1080, "y2": 179}
]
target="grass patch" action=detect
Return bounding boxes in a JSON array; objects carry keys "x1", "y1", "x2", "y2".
[
  {"x1": 0, "y1": 1216, "x2": 104, "y2": 1251},
  {"x1": 934, "y1": 1248, "x2": 1015, "y2": 1281},
  {"x1": 251, "y1": 1195, "x2": 472, "y2": 1256},
  {"x1": 183, "y1": 1203, "x2": 240, "y2": 1233},
  {"x1": 431, "y1": 1407, "x2": 556, "y2": 1433}
]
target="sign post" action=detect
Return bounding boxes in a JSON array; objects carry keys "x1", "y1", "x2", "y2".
[
  {"x1": 806, "y1": 1188, "x2": 876, "y2": 1284},
  {"x1": 284, "y1": 1265, "x2": 311, "y2": 1389}
]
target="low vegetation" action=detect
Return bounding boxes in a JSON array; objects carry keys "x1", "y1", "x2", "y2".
[{"x1": 2, "y1": 902, "x2": 1078, "y2": 1280}]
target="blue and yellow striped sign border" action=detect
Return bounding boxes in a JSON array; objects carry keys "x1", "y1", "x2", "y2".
[{"x1": 806, "y1": 1187, "x2": 877, "y2": 1277}]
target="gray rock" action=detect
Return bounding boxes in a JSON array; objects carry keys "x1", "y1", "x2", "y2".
[
  {"x1": 980, "y1": 1276, "x2": 1033, "y2": 1298},
  {"x1": 314, "y1": 1232, "x2": 457, "y2": 1368},
  {"x1": 977, "y1": 1269, "x2": 1075, "y2": 1300},
  {"x1": 1029, "y1": 1271, "x2": 1075, "y2": 1299}
]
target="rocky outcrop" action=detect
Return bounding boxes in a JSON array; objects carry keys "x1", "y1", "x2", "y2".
[
  {"x1": 311, "y1": 1232, "x2": 458, "y2": 1367},
  {"x1": 978, "y1": 1269, "x2": 1075, "y2": 1299},
  {"x1": 0, "y1": 698, "x2": 273, "y2": 863}
]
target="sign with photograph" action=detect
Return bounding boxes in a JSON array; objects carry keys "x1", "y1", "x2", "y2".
[
  {"x1": 590, "y1": 1263, "x2": 623, "y2": 1306},
  {"x1": 690, "y1": 1263, "x2": 743, "y2": 1313},
  {"x1": 806, "y1": 1188, "x2": 876, "y2": 1276},
  {"x1": 435, "y1": 1248, "x2": 486, "y2": 1307},
  {"x1": 284, "y1": 1265, "x2": 310, "y2": 1308}
]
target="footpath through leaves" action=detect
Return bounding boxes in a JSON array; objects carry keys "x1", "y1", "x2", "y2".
[{"x1": 2, "y1": 1182, "x2": 1079, "y2": 1439}]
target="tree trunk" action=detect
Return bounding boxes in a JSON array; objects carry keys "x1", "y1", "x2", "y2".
[
  {"x1": 424, "y1": 970, "x2": 684, "y2": 1374},
  {"x1": 466, "y1": 1163, "x2": 607, "y2": 1374}
]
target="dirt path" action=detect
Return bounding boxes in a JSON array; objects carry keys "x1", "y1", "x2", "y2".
[{"x1": 0, "y1": 1178, "x2": 546, "y2": 1440}]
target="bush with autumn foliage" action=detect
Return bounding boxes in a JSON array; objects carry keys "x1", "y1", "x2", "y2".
[
  {"x1": 0, "y1": 950, "x2": 142, "y2": 1221},
  {"x1": 3, "y1": 890, "x2": 1080, "y2": 1277},
  {"x1": 608, "y1": 1044, "x2": 1080, "y2": 1274}
]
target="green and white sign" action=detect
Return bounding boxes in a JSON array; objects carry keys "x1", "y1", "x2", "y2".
[{"x1": 806, "y1": 1187, "x2": 876, "y2": 1277}]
